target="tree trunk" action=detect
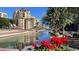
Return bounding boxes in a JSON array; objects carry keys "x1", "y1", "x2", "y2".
[
  {"x1": 62, "y1": 18, "x2": 65, "y2": 35},
  {"x1": 63, "y1": 26, "x2": 64, "y2": 35}
]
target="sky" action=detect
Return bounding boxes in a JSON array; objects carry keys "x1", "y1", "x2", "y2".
[{"x1": 0, "y1": 7, "x2": 48, "y2": 20}]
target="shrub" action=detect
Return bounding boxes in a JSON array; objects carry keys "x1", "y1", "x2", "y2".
[{"x1": 32, "y1": 36, "x2": 69, "y2": 51}]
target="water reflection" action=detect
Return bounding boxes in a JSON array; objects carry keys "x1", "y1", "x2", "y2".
[
  {"x1": 0, "y1": 31, "x2": 35, "y2": 50},
  {"x1": 35, "y1": 30, "x2": 50, "y2": 45},
  {"x1": 0, "y1": 30, "x2": 50, "y2": 50}
]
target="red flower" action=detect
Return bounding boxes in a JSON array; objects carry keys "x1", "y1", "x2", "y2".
[
  {"x1": 51, "y1": 37, "x2": 63, "y2": 47},
  {"x1": 50, "y1": 37, "x2": 58, "y2": 43},
  {"x1": 51, "y1": 37, "x2": 62, "y2": 43},
  {"x1": 41, "y1": 40, "x2": 49, "y2": 47},
  {"x1": 62, "y1": 37, "x2": 68, "y2": 43},
  {"x1": 32, "y1": 43, "x2": 39, "y2": 47},
  {"x1": 48, "y1": 44, "x2": 55, "y2": 49},
  {"x1": 57, "y1": 39, "x2": 63, "y2": 47}
]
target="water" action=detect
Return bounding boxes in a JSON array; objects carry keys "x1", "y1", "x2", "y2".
[
  {"x1": 1, "y1": 30, "x2": 79, "y2": 50},
  {"x1": 0, "y1": 32, "x2": 34, "y2": 50},
  {"x1": 35, "y1": 30, "x2": 50, "y2": 45},
  {"x1": 0, "y1": 30, "x2": 50, "y2": 50}
]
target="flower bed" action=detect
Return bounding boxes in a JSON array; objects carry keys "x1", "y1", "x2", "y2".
[{"x1": 31, "y1": 36, "x2": 74, "y2": 51}]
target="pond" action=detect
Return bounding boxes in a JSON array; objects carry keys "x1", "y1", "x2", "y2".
[
  {"x1": 0, "y1": 30, "x2": 50, "y2": 50},
  {"x1": 35, "y1": 30, "x2": 50, "y2": 45},
  {"x1": 0, "y1": 30, "x2": 79, "y2": 51},
  {"x1": 0, "y1": 31, "x2": 34, "y2": 50}
]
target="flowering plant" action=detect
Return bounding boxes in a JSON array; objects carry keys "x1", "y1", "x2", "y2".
[{"x1": 32, "y1": 36, "x2": 69, "y2": 51}]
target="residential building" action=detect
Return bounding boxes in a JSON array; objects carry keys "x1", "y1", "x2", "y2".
[{"x1": 13, "y1": 9, "x2": 36, "y2": 30}]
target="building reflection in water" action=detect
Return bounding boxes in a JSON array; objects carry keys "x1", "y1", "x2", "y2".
[{"x1": 16, "y1": 31, "x2": 35, "y2": 50}]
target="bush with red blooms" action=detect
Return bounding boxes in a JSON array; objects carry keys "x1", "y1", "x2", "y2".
[
  {"x1": 32, "y1": 36, "x2": 69, "y2": 51},
  {"x1": 48, "y1": 44, "x2": 55, "y2": 49},
  {"x1": 32, "y1": 43, "x2": 39, "y2": 47},
  {"x1": 62, "y1": 37, "x2": 68, "y2": 43},
  {"x1": 50, "y1": 36, "x2": 68, "y2": 47},
  {"x1": 41, "y1": 40, "x2": 49, "y2": 47}
]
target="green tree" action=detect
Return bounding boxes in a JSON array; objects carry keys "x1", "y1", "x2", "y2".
[
  {"x1": 9, "y1": 19, "x2": 15, "y2": 24},
  {"x1": 33, "y1": 20, "x2": 39, "y2": 29},
  {"x1": 0, "y1": 17, "x2": 10, "y2": 28},
  {"x1": 42, "y1": 7, "x2": 79, "y2": 34}
]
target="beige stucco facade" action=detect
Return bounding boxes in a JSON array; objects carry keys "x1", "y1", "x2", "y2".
[{"x1": 13, "y1": 9, "x2": 36, "y2": 30}]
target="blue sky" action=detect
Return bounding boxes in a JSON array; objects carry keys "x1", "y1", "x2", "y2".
[{"x1": 0, "y1": 7, "x2": 48, "y2": 20}]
